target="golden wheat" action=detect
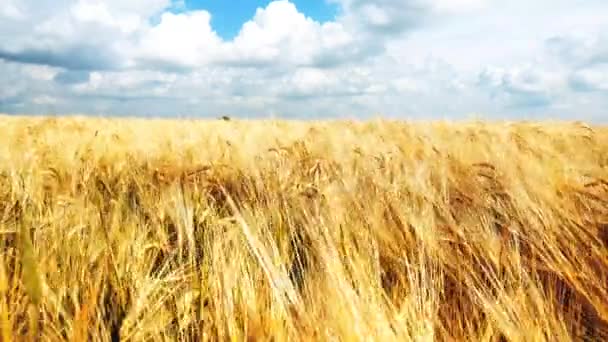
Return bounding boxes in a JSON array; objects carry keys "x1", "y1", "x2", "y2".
[{"x1": 0, "y1": 114, "x2": 607, "y2": 341}]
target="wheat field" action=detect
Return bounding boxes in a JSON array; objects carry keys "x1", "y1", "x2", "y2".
[{"x1": 0, "y1": 114, "x2": 607, "y2": 341}]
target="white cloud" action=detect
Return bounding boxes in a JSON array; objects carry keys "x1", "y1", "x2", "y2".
[
  {"x1": 22, "y1": 64, "x2": 60, "y2": 81},
  {"x1": 569, "y1": 65, "x2": 608, "y2": 92},
  {"x1": 430, "y1": 0, "x2": 488, "y2": 12},
  {"x1": 134, "y1": 11, "x2": 222, "y2": 68},
  {"x1": 477, "y1": 65, "x2": 558, "y2": 108},
  {"x1": 0, "y1": 0, "x2": 176, "y2": 70},
  {"x1": 73, "y1": 70, "x2": 178, "y2": 96},
  {"x1": 288, "y1": 68, "x2": 334, "y2": 96},
  {"x1": 332, "y1": 0, "x2": 427, "y2": 36},
  {"x1": 546, "y1": 32, "x2": 608, "y2": 68},
  {"x1": 70, "y1": 1, "x2": 142, "y2": 34},
  {"x1": 0, "y1": 60, "x2": 60, "y2": 109},
  {"x1": 33, "y1": 95, "x2": 59, "y2": 105},
  {"x1": 360, "y1": 4, "x2": 392, "y2": 27},
  {"x1": 222, "y1": 1, "x2": 356, "y2": 67},
  {"x1": 0, "y1": 0, "x2": 24, "y2": 19}
]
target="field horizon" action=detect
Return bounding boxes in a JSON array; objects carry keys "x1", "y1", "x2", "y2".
[{"x1": 1, "y1": 115, "x2": 607, "y2": 341}]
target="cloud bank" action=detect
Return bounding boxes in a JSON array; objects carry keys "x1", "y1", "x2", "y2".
[{"x1": 1, "y1": 0, "x2": 607, "y2": 121}]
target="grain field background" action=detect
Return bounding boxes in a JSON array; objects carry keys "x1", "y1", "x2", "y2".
[{"x1": 0, "y1": 114, "x2": 607, "y2": 341}]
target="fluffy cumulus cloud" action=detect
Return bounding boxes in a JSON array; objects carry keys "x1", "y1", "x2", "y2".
[
  {"x1": 134, "y1": 10, "x2": 222, "y2": 69},
  {"x1": 223, "y1": 1, "x2": 358, "y2": 68},
  {"x1": 0, "y1": 0, "x2": 607, "y2": 121}
]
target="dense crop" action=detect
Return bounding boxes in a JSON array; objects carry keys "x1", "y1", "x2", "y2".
[{"x1": 0, "y1": 115, "x2": 607, "y2": 341}]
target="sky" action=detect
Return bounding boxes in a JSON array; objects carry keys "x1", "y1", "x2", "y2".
[{"x1": 0, "y1": 0, "x2": 607, "y2": 121}]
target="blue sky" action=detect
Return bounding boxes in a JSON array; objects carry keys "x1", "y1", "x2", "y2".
[
  {"x1": 0, "y1": 0, "x2": 607, "y2": 121},
  {"x1": 181, "y1": 0, "x2": 338, "y2": 39}
]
